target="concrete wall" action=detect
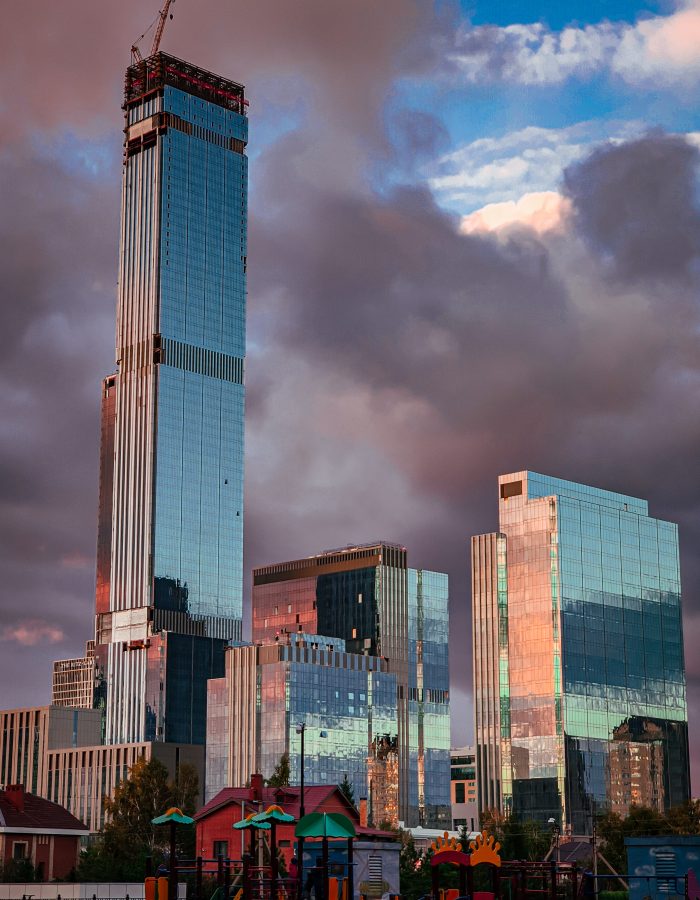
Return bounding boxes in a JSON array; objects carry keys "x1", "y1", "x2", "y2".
[{"x1": 0, "y1": 884, "x2": 186, "y2": 899}]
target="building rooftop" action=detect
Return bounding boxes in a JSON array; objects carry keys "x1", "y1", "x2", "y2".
[
  {"x1": 196, "y1": 784, "x2": 394, "y2": 840},
  {"x1": 0, "y1": 785, "x2": 88, "y2": 834},
  {"x1": 124, "y1": 52, "x2": 247, "y2": 114}
]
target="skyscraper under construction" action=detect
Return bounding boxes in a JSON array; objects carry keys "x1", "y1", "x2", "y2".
[{"x1": 93, "y1": 52, "x2": 249, "y2": 745}]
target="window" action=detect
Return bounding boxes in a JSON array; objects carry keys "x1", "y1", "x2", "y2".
[
  {"x1": 501, "y1": 480, "x2": 522, "y2": 499},
  {"x1": 12, "y1": 842, "x2": 27, "y2": 860},
  {"x1": 213, "y1": 840, "x2": 229, "y2": 859},
  {"x1": 455, "y1": 783, "x2": 466, "y2": 803}
]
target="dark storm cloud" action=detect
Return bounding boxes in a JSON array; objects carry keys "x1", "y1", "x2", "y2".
[
  {"x1": 0, "y1": 140, "x2": 119, "y2": 702},
  {"x1": 247, "y1": 127, "x2": 700, "y2": 768},
  {"x1": 0, "y1": 0, "x2": 449, "y2": 699},
  {"x1": 564, "y1": 131, "x2": 700, "y2": 280},
  {"x1": 1, "y1": 3, "x2": 699, "y2": 787}
]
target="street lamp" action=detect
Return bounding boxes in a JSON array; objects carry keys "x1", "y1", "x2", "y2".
[
  {"x1": 548, "y1": 817, "x2": 561, "y2": 866},
  {"x1": 296, "y1": 723, "x2": 306, "y2": 900},
  {"x1": 296, "y1": 723, "x2": 306, "y2": 817}
]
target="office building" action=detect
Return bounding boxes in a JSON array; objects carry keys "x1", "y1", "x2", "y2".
[
  {"x1": 251, "y1": 543, "x2": 451, "y2": 828},
  {"x1": 206, "y1": 634, "x2": 399, "y2": 824},
  {"x1": 52, "y1": 641, "x2": 96, "y2": 709},
  {"x1": 0, "y1": 706, "x2": 102, "y2": 796},
  {"x1": 450, "y1": 747, "x2": 477, "y2": 832},
  {"x1": 472, "y1": 471, "x2": 690, "y2": 833},
  {"x1": 45, "y1": 740, "x2": 203, "y2": 833},
  {"x1": 92, "y1": 51, "x2": 248, "y2": 744}
]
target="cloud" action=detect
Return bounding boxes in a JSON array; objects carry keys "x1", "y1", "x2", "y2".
[
  {"x1": 429, "y1": 121, "x2": 643, "y2": 211},
  {"x1": 1, "y1": 3, "x2": 700, "y2": 788},
  {"x1": 1, "y1": 620, "x2": 66, "y2": 647},
  {"x1": 563, "y1": 130, "x2": 700, "y2": 280},
  {"x1": 447, "y1": 0, "x2": 700, "y2": 87},
  {"x1": 460, "y1": 191, "x2": 571, "y2": 234}
]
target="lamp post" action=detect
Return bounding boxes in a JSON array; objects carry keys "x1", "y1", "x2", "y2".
[
  {"x1": 296, "y1": 723, "x2": 306, "y2": 900},
  {"x1": 296, "y1": 723, "x2": 306, "y2": 818},
  {"x1": 548, "y1": 817, "x2": 561, "y2": 866}
]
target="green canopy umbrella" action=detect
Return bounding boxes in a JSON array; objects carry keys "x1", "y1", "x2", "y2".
[
  {"x1": 233, "y1": 812, "x2": 271, "y2": 830},
  {"x1": 152, "y1": 807, "x2": 195, "y2": 826},
  {"x1": 294, "y1": 812, "x2": 356, "y2": 839},
  {"x1": 296, "y1": 813, "x2": 357, "y2": 900},
  {"x1": 234, "y1": 811, "x2": 271, "y2": 862},
  {"x1": 251, "y1": 805, "x2": 296, "y2": 899},
  {"x1": 151, "y1": 808, "x2": 195, "y2": 900},
  {"x1": 252, "y1": 804, "x2": 295, "y2": 825}
]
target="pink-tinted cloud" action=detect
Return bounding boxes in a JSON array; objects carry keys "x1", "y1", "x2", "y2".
[{"x1": 1, "y1": 620, "x2": 65, "y2": 647}]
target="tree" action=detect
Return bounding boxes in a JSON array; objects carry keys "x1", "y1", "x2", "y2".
[
  {"x1": 479, "y1": 809, "x2": 551, "y2": 861},
  {"x1": 398, "y1": 831, "x2": 432, "y2": 900},
  {"x1": 597, "y1": 805, "x2": 672, "y2": 875},
  {"x1": 76, "y1": 757, "x2": 199, "y2": 882},
  {"x1": 667, "y1": 800, "x2": 700, "y2": 835},
  {"x1": 266, "y1": 753, "x2": 290, "y2": 787},
  {"x1": 0, "y1": 858, "x2": 38, "y2": 883},
  {"x1": 338, "y1": 774, "x2": 356, "y2": 808}
]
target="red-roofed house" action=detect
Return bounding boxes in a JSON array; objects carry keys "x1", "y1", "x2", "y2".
[
  {"x1": 195, "y1": 776, "x2": 393, "y2": 867},
  {"x1": 0, "y1": 784, "x2": 89, "y2": 880}
]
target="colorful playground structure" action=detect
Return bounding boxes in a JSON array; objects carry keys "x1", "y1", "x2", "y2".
[{"x1": 148, "y1": 808, "x2": 696, "y2": 900}]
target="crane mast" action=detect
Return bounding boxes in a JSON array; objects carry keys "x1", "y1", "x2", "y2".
[
  {"x1": 130, "y1": 0, "x2": 176, "y2": 66},
  {"x1": 151, "y1": 0, "x2": 176, "y2": 56}
]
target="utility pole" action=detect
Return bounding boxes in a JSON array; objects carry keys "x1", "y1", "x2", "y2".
[{"x1": 592, "y1": 816, "x2": 598, "y2": 899}]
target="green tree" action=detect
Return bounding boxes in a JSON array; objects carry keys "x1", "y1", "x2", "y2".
[
  {"x1": 76, "y1": 757, "x2": 199, "y2": 882},
  {"x1": 266, "y1": 753, "x2": 290, "y2": 787},
  {"x1": 338, "y1": 774, "x2": 356, "y2": 808},
  {"x1": 399, "y1": 832, "x2": 432, "y2": 900},
  {"x1": 0, "y1": 858, "x2": 39, "y2": 883},
  {"x1": 479, "y1": 809, "x2": 551, "y2": 861},
  {"x1": 597, "y1": 805, "x2": 672, "y2": 875},
  {"x1": 667, "y1": 800, "x2": 700, "y2": 835}
]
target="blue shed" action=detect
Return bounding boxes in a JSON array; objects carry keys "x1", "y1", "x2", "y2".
[{"x1": 626, "y1": 836, "x2": 700, "y2": 900}]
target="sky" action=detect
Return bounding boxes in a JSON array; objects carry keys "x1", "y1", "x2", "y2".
[{"x1": 1, "y1": 1, "x2": 699, "y2": 790}]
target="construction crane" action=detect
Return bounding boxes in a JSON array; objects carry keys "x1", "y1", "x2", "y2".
[{"x1": 131, "y1": 0, "x2": 176, "y2": 65}]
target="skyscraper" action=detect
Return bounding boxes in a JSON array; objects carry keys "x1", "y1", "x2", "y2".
[
  {"x1": 94, "y1": 52, "x2": 248, "y2": 744},
  {"x1": 251, "y1": 543, "x2": 451, "y2": 828},
  {"x1": 472, "y1": 472, "x2": 689, "y2": 833}
]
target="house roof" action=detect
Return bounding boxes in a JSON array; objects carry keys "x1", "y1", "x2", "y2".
[
  {"x1": 0, "y1": 789, "x2": 88, "y2": 834},
  {"x1": 195, "y1": 784, "x2": 393, "y2": 840}
]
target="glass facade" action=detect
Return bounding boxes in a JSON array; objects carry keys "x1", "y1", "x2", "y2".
[
  {"x1": 259, "y1": 635, "x2": 399, "y2": 819},
  {"x1": 472, "y1": 472, "x2": 690, "y2": 833},
  {"x1": 208, "y1": 635, "x2": 399, "y2": 822},
  {"x1": 252, "y1": 544, "x2": 451, "y2": 827},
  {"x1": 94, "y1": 53, "x2": 247, "y2": 744}
]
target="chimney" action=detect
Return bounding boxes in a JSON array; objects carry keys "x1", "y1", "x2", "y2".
[
  {"x1": 5, "y1": 784, "x2": 25, "y2": 813},
  {"x1": 250, "y1": 773, "x2": 264, "y2": 802},
  {"x1": 359, "y1": 797, "x2": 368, "y2": 828}
]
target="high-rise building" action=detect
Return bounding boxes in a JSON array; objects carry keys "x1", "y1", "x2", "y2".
[
  {"x1": 206, "y1": 633, "x2": 399, "y2": 821},
  {"x1": 450, "y1": 746, "x2": 478, "y2": 832},
  {"x1": 0, "y1": 706, "x2": 102, "y2": 796},
  {"x1": 472, "y1": 472, "x2": 690, "y2": 833},
  {"x1": 52, "y1": 641, "x2": 96, "y2": 709},
  {"x1": 93, "y1": 52, "x2": 248, "y2": 744},
  {"x1": 46, "y1": 740, "x2": 204, "y2": 832},
  {"x1": 251, "y1": 543, "x2": 451, "y2": 828}
]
